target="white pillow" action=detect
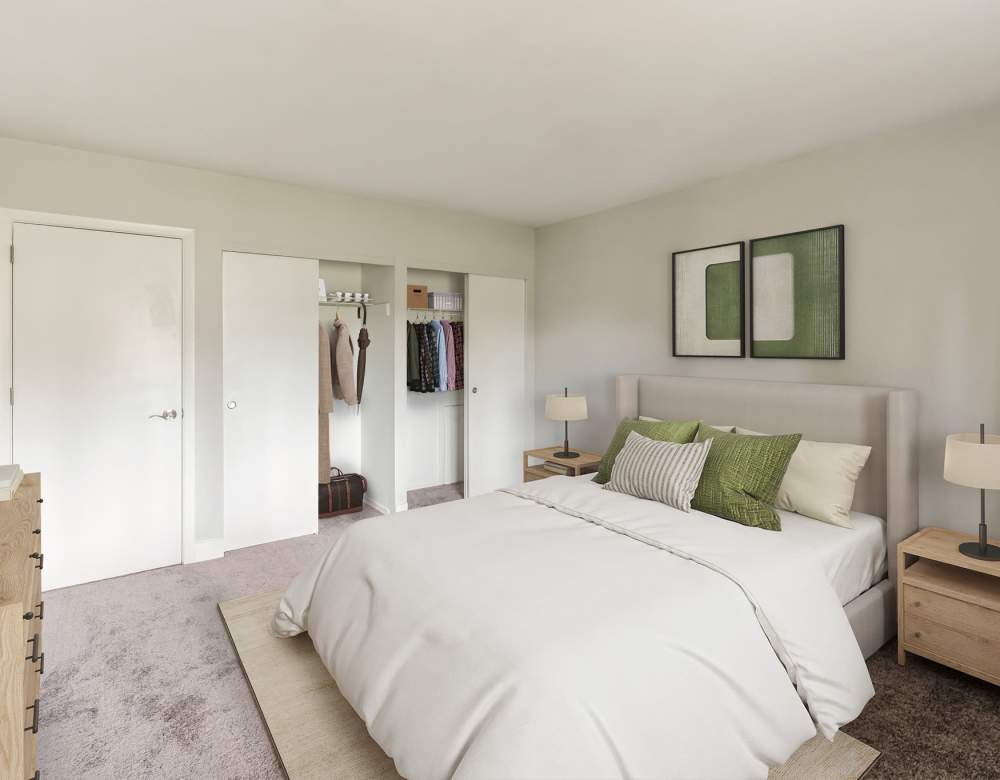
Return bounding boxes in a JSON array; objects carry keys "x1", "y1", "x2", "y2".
[
  {"x1": 640, "y1": 416, "x2": 734, "y2": 433},
  {"x1": 604, "y1": 431, "x2": 712, "y2": 512},
  {"x1": 733, "y1": 427, "x2": 871, "y2": 528}
]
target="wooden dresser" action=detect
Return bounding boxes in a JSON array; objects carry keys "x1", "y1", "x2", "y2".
[{"x1": 0, "y1": 474, "x2": 43, "y2": 780}]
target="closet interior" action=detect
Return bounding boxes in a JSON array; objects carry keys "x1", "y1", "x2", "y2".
[
  {"x1": 405, "y1": 268, "x2": 466, "y2": 507},
  {"x1": 319, "y1": 259, "x2": 395, "y2": 514},
  {"x1": 223, "y1": 250, "x2": 526, "y2": 550}
]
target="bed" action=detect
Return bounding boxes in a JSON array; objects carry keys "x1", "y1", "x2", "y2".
[
  {"x1": 274, "y1": 375, "x2": 918, "y2": 779},
  {"x1": 615, "y1": 374, "x2": 918, "y2": 658}
]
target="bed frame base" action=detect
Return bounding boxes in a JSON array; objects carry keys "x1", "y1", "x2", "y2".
[{"x1": 844, "y1": 578, "x2": 896, "y2": 659}]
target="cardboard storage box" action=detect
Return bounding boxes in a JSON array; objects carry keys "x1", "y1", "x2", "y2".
[{"x1": 407, "y1": 284, "x2": 428, "y2": 308}]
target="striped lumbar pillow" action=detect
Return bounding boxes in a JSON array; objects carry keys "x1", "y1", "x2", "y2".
[{"x1": 603, "y1": 431, "x2": 713, "y2": 511}]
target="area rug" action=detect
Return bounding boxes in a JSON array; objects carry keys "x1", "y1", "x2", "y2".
[{"x1": 220, "y1": 590, "x2": 880, "y2": 780}]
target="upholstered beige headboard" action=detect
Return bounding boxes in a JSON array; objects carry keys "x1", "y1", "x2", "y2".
[{"x1": 616, "y1": 375, "x2": 919, "y2": 582}]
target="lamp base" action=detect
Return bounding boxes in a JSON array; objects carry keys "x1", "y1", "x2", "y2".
[
  {"x1": 958, "y1": 541, "x2": 1000, "y2": 561},
  {"x1": 553, "y1": 450, "x2": 580, "y2": 459}
]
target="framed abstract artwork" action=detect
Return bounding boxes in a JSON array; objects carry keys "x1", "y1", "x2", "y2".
[
  {"x1": 750, "y1": 225, "x2": 844, "y2": 359},
  {"x1": 672, "y1": 241, "x2": 745, "y2": 357}
]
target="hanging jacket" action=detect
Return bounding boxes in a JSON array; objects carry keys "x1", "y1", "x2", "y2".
[{"x1": 331, "y1": 319, "x2": 358, "y2": 406}]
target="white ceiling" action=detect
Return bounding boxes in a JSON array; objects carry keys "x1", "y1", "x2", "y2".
[{"x1": 2, "y1": 1, "x2": 999, "y2": 226}]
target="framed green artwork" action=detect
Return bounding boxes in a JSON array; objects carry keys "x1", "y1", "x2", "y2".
[
  {"x1": 750, "y1": 225, "x2": 844, "y2": 359},
  {"x1": 672, "y1": 241, "x2": 744, "y2": 357}
]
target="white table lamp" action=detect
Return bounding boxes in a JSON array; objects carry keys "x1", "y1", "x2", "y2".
[
  {"x1": 944, "y1": 424, "x2": 1000, "y2": 561},
  {"x1": 545, "y1": 388, "x2": 588, "y2": 459}
]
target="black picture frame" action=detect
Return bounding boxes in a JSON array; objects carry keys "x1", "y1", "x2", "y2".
[
  {"x1": 671, "y1": 241, "x2": 745, "y2": 358},
  {"x1": 748, "y1": 224, "x2": 845, "y2": 360}
]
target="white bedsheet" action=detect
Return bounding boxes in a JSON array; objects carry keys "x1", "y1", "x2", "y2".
[
  {"x1": 274, "y1": 476, "x2": 873, "y2": 780},
  {"x1": 571, "y1": 475, "x2": 887, "y2": 606},
  {"x1": 777, "y1": 509, "x2": 887, "y2": 605}
]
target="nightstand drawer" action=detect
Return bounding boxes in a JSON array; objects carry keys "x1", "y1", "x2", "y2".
[{"x1": 903, "y1": 586, "x2": 1000, "y2": 682}]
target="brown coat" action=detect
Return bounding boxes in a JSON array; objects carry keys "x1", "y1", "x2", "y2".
[{"x1": 331, "y1": 319, "x2": 358, "y2": 406}]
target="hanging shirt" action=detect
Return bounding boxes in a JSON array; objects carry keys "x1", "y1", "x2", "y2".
[
  {"x1": 407, "y1": 321, "x2": 419, "y2": 391},
  {"x1": 452, "y1": 321, "x2": 464, "y2": 390},
  {"x1": 442, "y1": 320, "x2": 456, "y2": 391},
  {"x1": 417, "y1": 322, "x2": 437, "y2": 393},
  {"x1": 429, "y1": 319, "x2": 447, "y2": 391}
]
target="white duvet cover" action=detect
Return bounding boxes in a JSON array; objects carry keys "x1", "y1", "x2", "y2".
[{"x1": 274, "y1": 476, "x2": 874, "y2": 780}]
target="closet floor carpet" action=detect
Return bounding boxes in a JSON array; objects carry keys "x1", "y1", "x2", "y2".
[
  {"x1": 40, "y1": 507, "x2": 1000, "y2": 779},
  {"x1": 406, "y1": 481, "x2": 464, "y2": 508}
]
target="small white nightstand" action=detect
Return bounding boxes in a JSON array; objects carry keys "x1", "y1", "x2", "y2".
[
  {"x1": 523, "y1": 447, "x2": 602, "y2": 482},
  {"x1": 897, "y1": 527, "x2": 1000, "y2": 686}
]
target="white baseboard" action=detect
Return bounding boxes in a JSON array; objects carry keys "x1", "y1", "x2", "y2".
[
  {"x1": 185, "y1": 537, "x2": 225, "y2": 563},
  {"x1": 364, "y1": 497, "x2": 393, "y2": 516}
]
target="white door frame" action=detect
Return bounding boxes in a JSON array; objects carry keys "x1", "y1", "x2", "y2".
[{"x1": 0, "y1": 208, "x2": 201, "y2": 564}]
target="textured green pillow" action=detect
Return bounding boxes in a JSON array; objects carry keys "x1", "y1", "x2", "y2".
[
  {"x1": 595, "y1": 419, "x2": 701, "y2": 484},
  {"x1": 691, "y1": 425, "x2": 801, "y2": 531}
]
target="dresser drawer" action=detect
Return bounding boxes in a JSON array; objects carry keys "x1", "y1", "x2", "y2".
[
  {"x1": 24, "y1": 629, "x2": 43, "y2": 700},
  {"x1": 24, "y1": 719, "x2": 38, "y2": 779},
  {"x1": 903, "y1": 585, "x2": 1000, "y2": 683}
]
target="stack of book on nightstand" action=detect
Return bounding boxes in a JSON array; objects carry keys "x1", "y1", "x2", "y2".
[{"x1": 543, "y1": 462, "x2": 573, "y2": 476}]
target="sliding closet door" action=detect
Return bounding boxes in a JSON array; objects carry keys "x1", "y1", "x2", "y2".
[
  {"x1": 465, "y1": 274, "x2": 526, "y2": 496},
  {"x1": 223, "y1": 252, "x2": 318, "y2": 550}
]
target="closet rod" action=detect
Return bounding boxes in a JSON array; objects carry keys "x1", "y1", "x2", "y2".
[
  {"x1": 407, "y1": 307, "x2": 464, "y2": 315},
  {"x1": 320, "y1": 300, "x2": 391, "y2": 316}
]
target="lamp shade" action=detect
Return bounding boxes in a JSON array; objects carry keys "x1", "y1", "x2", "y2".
[
  {"x1": 545, "y1": 393, "x2": 588, "y2": 422},
  {"x1": 944, "y1": 433, "x2": 1000, "y2": 489}
]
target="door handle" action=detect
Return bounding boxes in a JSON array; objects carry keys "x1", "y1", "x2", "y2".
[{"x1": 148, "y1": 409, "x2": 178, "y2": 420}]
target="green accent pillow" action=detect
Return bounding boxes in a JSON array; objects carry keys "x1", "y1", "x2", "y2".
[
  {"x1": 595, "y1": 419, "x2": 701, "y2": 484},
  {"x1": 691, "y1": 425, "x2": 801, "y2": 531}
]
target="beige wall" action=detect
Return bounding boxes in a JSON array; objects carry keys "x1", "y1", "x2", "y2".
[
  {"x1": 0, "y1": 136, "x2": 534, "y2": 543},
  {"x1": 535, "y1": 104, "x2": 1000, "y2": 533}
]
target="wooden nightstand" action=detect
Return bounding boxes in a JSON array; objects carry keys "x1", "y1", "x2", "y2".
[
  {"x1": 897, "y1": 527, "x2": 1000, "y2": 686},
  {"x1": 523, "y1": 447, "x2": 602, "y2": 482}
]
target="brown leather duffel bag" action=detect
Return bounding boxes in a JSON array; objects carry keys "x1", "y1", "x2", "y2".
[{"x1": 319, "y1": 468, "x2": 368, "y2": 517}]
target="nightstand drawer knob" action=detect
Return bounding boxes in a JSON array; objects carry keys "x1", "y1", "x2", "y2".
[
  {"x1": 914, "y1": 631, "x2": 922, "y2": 639},
  {"x1": 913, "y1": 601, "x2": 921, "y2": 607}
]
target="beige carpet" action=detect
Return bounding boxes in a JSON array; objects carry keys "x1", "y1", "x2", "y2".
[{"x1": 221, "y1": 590, "x2": 880, "y2": 780}]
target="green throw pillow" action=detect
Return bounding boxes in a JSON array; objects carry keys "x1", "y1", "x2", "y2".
[
  {"x1": 691, "y1": 424, "x2": 801, "y2": 531},
  {"x1": 595, "y1": 419, "x2": 701, "y2": 484}
]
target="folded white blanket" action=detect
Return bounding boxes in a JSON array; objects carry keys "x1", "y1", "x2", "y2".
[{"x1": 274, "y1": 476, "x2": 873, "y2": 779}]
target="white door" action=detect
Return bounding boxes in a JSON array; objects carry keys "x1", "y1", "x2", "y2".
[
  {"x1": 465, "y1": 275, "x2": 526, "y2": 496},
  {"x1": 12, "y1": 223, "x2": 183, "y2": 589},
  {"x1": 223, "y1": 252, "x2": 317, "y2": 551}
]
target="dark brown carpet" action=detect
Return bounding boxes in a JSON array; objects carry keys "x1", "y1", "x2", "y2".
[{"x1": 845, "y1": 643, "x2": 1000, "y2": 779}]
